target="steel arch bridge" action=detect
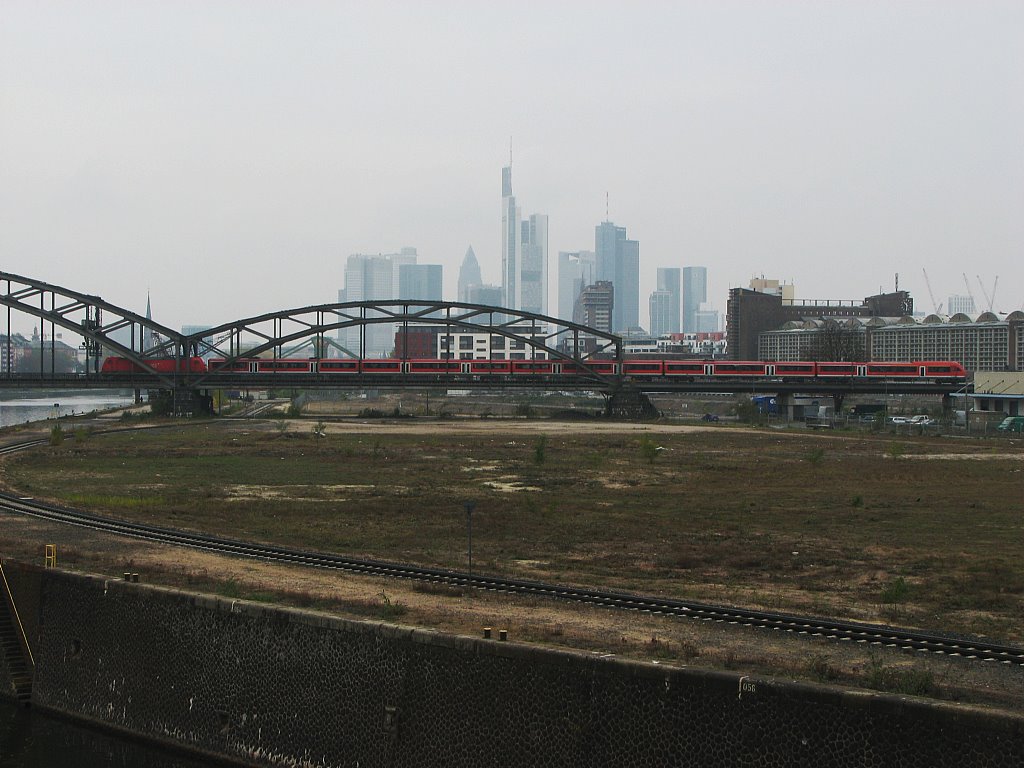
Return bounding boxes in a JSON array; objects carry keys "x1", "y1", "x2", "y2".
[{"x1": 0, "y1": 270, "x2": 627, "y2": 397}]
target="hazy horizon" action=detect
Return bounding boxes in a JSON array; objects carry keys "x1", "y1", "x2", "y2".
[{"x1": 2, "y1": 1, "x2": 1021, "y2": 335}]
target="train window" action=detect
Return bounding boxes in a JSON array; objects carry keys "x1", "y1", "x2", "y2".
[
  {"x1": 666, "y1": 364, "x2": 703, "y2": 372},
  {"x1": 716, "y1": 364, "x2": 765, "y2": 372}
]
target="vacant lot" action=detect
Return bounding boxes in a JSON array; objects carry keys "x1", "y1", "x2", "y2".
[{"x1": 6, "y1": 418, "x2": 1023, "y2": 643}]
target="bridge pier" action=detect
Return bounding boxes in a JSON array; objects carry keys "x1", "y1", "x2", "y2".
[
  {"x1": 148, "y1": 389, "x2": 213, "y2": 418},
  {"x1": 832, "y1": 392, "x2": 846, "y2": 415},
  {"x1": 605, "y1": 388, "x2": 659, "y2": 420},
  {"x1": 775, "y1": 393, "x2": 792, "y2": 422}
]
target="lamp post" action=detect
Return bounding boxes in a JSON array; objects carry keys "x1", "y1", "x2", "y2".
[{"x1": 464, "y1": 501, "x2": 476, "y2": 575}]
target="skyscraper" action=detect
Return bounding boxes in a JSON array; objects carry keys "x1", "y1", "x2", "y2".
[
  {"x1": 649, "y1": 290, "x2": 673, "y2": 338},
  {"x1": 501, "y1": 164, "x2": 520, "y2": 310},
  {"x1": 520, "y1": 214, "x2": 548, "y2": 315},
  {"x1": 458, "y1": 246, "x2": 482, "y2": 303},
  {"x1": 341, "y1": 251, "x2": 419, "y2": 356},
  {"x1": 656, "y1": 267, "x2": 681, "y2": 334},
  {"x1": 399, "y1": 264, "x2": 443, "y2": 302},
  {"x1": 574, "y1": 281, "x2": 614, "y2": 334},
  {"x1": 388, "y1": 247, "x2": 418, "y2": 298},
  {"x1": 595, "y1": 221, "x2": 639, "y2": 332},
  {"x1": 682, "y1": 266, "x2": 708, "y2": 333},
  {"x1": 501, "y1": 161, "x2": 547, "y2": 314},
  {"x1": 466, "y1": 284, "x2": 503, "y2": 307},
  {"x1": 558, "y1": 250, "x2": 596, "y2": 322}
]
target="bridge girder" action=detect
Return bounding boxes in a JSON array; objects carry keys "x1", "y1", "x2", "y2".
[
  {"x1": 1, "y1": 272, "x2": 625, "y2": 390},
  {"x1": 0, "y1": 271, "x2": 187, "y2": 385},
  {"x1": 183, "y1": 300, "x2": 624, "y2": 388}
]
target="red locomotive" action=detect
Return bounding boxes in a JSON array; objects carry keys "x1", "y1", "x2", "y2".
[{"x1": 100, "y1": 356, "x2": 207, "y2": 374}]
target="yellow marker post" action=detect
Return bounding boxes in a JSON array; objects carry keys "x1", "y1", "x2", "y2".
[{"x1": 44, "y1": 545, "x2": 57, "y2": 568}]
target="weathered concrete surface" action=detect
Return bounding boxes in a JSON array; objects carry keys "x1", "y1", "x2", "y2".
[{"x1": 1, "y1": 561, "x2": 1022, "y2": 767}]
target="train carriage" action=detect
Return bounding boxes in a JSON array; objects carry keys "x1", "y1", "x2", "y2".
[{"x1": 319, "y1": 359, "x2": 360, "y2": 373}]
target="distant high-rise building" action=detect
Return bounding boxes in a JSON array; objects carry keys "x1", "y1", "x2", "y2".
[
  {"x1": 595, "y1": 221, "x2": 639, "y2": 332},
  {"x1": 558, "y1": 251, "x2": 596, "y2": 322},
  {"x1": 466, "y1": 284, "x2": 504, "y2": 307},
  {"x1": 341, "y1": 251, "x2": 418, "y2": 356},
  {"x1": 399, "y1": 264, "x2": 443, "y2": 302},
  {"x1": 520, "y1": 214, "x2": 548, "y2": 315},
  {"x1": 501, "y1": 164, "x2": 521, "y2": 310},
  {"x1": 656, "y1": 267, "x2": 681, "y2": 334},
  {"x1": 501, "y1": 161, "x2": 546, "y2": 314},
  {"x1": 649, "y1": 290, "x2": 674, "y2": 337},
  {"x1": 388, "y1": 247, "x2": 418, "y2": 298},
  {"x1": 574, "y1": 281, "x2": 614, "y2": 334},
  {"x1": 694, "y1": 307, "x2": 720, "y2": 333},
  {"x1": 682, "y1": 266, "x2": 708, "y2": 333},
  {"x1": 947, "y1": 294, "x2": 976, "y2": 315},
  {"x1": 458, "y1": 246, "x2": 482, "y2": 302}
]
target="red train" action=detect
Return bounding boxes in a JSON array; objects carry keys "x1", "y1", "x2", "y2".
[
  {"x1": 192, "y1": 358, "x2": 965, "y2": 381},
  {"x1": 100, "y1": 356, "x2": 207, "y2": 374},
  {"x1": 101, "y1": 355, "x2": 967, "y2": 382}
]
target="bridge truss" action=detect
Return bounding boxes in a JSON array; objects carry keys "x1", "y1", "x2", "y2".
[{"x1": 0, "y1": 270, "x2": 626, "y2": 395}]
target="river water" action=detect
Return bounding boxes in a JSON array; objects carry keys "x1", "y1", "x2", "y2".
[
  {"x1": 0, "y1": 699, "x2": 213, "y2": 767},
  {"x1": 0, "y1": 393, "x2": 137, "y2": 429}
]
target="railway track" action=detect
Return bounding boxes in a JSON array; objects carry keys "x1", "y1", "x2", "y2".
[{"x1": 1, "y1": 486, "x2": 1022, "y2": 667}]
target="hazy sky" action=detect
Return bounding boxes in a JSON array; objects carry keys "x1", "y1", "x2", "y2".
[{"x1": 2, "y1": 1, "x2": 1021, "y2": 335}]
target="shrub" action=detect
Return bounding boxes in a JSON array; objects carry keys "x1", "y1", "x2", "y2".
[
  {"x1": 533, "y1": 435, "x2": 548, "y2": 465},
  {"x1": 49, "y1": 424, "x2": 65, "y2": 446},
  {"x1": 805, "y1": 447, "x2": 825, "y2": 466},
  {"x1": 880, "y1": 576, "x2": 911, "y2": 616},
  {"x1": 639, "y1": 435, "x2": 659, "y2": 464}
]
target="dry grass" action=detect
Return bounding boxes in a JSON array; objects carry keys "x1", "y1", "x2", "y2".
[{"x1": 5, "y1": 417, "x2": 1023, "y2": 644}]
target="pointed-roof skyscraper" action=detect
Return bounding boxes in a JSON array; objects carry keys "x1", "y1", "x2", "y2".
[
  {"x1": 458, "y1": 246, "x2": 482, "y2": 303},
  {"x1": 144, "y1": 292, "x2": 157, "y2": 351}
]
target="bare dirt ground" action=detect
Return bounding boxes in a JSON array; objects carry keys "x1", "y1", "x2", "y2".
[{"x1": 2, "y1": 412, "x2": 1023, "y2": 715}]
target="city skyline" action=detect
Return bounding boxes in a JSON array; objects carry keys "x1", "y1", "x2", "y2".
[{"x1": 2, "y1": 3, "x2": 1020, "y2": 334}]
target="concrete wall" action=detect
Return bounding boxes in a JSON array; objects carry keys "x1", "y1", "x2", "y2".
[{"x1": 2, "y1": 561, "x2": 1023, "y2": 767}]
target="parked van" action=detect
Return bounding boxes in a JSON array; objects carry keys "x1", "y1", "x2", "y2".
[{"x1": 996, "y1": 416, "x2": 1024, "y2": 433}]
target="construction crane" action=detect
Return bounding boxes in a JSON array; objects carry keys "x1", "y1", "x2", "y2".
[
  {"x1": 962, "y1": 273, "x2": 978, "y2": 314},
  {"x1": 921, "y1": 269, "x2": 942, "y2": 314},
  {"x1": 976, "y1": 275, "x2": 999, "y2": 313}
]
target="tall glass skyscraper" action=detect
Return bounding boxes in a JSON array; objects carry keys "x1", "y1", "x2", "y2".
[
  {"x1": 501, "y1": 163, "x2": 547, "y2": 315},
  {"x1": 595, "y1": 221, "x2": 639, "y2": 333},
  {"x1": 458, "y1": 246, "x2": 482, "y2": 303},
  {"x1": 656, "y1": 267, "x2": 681, "y2": 334},
  {"x1": 683, "y1": 266, "x2": 708, "y2": 333},
  {"x1": 399, "y1": 264, "x2": 443, "y2": 301}
]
